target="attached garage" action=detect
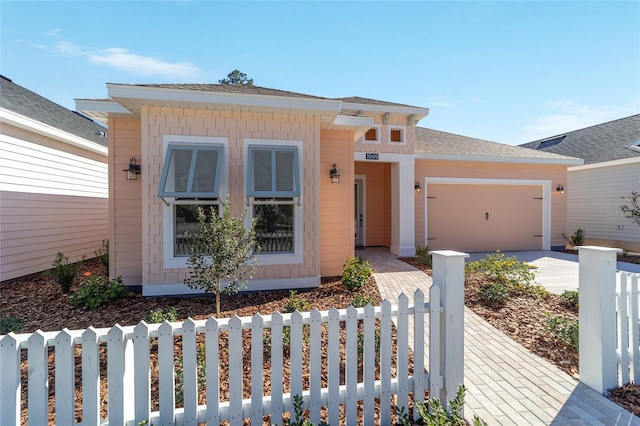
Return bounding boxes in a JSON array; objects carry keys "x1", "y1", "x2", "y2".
[{"x1": 425, "y1": 181, "x2": 545, "y2": 252}]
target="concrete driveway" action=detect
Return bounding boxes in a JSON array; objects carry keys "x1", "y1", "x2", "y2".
[{"x1": 466, "y1": 250, "x2": 640, "y2": 295}]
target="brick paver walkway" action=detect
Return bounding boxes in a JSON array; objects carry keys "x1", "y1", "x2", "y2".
[{"x1": 357, "y1": 247, "x2": 640, "y2": 425}]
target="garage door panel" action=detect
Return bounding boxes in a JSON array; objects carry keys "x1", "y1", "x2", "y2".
[{"x1": 427, "y1": 184, "x2": 542, "y2": 252}]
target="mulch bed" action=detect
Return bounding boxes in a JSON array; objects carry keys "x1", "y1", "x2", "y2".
[{"x1": 556, "y1": 249, "x2": 640, "y2": 265}]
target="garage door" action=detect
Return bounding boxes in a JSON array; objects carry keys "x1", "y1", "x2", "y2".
[{"x1": 427, "y1": 184, "x2": 543, "y2": 252}]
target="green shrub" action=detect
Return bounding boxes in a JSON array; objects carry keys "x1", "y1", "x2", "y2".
[
  {"x1": 69, "y1": 275, "x2": 130, "y2": 310},
  {"x1": 466, "y1": 251, "x2": 546, "y2": 298},
  {"x1": 350, "y1": 293, "x2": 375, "y2": 308},
  {"x1": 357, "y1": 328, "x2": 381, "y2": 364},
  {"x1": 342, "y1": 257, "x2": 372, "y2": 291},
  {"x1": 415, "y1": 245, "x2": 432, "y2": 267},
  {"x1": 396, "y1": 385, "x2": 487, "y2": 426},
  {"x1": 479, "y1": 283, "x2": 511, "y2": 306},
  {"x1": 561, "y1": 290, "x2": 579, "y2": 308},
  {"x1": 145, "y1": 307, "x2": 179, "y2": 323},
  {"x1": 286, "y1": 394, "x2": 329, "y2": 426},
  {"x1": 175, "y1": 344, "x2": 206, "y2": 404},
  {"x1": 284, "y1": 290, "x2": 310, "y2": 313},
  {"x1": 0, "y1": 317, "x2": 23, "y2": 334},
  {"x1": 545, "y1": 313, "x2": 579, "y2": 350},
  {"x1": 46, "y1": 252, "x2": 83, "y2": 294},
  {"x1": 95, "y1": 240, "x2": 109, "y2": 274},
  {"x1": 563, "y1": 228, "x2": 585, "y2": 247}
]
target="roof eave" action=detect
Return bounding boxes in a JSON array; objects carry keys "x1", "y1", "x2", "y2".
[
  {"x1": 415, "y1": 153, "x2": 584, "y2": 166},
  {"x1": 341, "y1": 101, "x2": 429, "y2": 120}
]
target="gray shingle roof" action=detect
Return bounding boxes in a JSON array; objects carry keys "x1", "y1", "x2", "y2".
[
  {"x1": 0, "y1": 76, "x2": 107, "y2": 147},
  {"x1": 519, "y1": 114, "x2": 640, "y2": 165},
  {"x1": 111, "y1": 83, "x2": 329, "y2": 100},
  {"x1": 415, "y1": 127, "x2": 581, "y2": 163},
  {"x1": 333, "y1": 96, "x2": 423, "y2": 109}
]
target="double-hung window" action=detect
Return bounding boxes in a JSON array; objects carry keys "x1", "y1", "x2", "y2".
[
  {"x1": 159, "y1": 143, "x2": 223, "y2": 261},
  {"x1": 247, "y1": 145, "x2": 301, "y2": 260}
]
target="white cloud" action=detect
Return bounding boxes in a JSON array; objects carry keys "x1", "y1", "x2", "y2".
[
  {"x1": 430, "y1": 96, "x2": 455, "y2": 107},
  {"x1": 522, "y1": 100, "x2": 637, "y2": 142},
  {"x1": 53, "y1": 40, "x2": 201, "y2": 79},
  {"x1": 46, "y1": 28, "x2": 63, "y2": 37},
  {"x1": 470, "y1": 97, "x2": 481, "y2": 102}
]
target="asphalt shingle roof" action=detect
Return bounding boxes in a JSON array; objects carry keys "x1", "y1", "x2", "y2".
[
  {"x1": 415, "y1": 127, "x2": 581, "y2": 162},
  {"x1": 0, "y1": 76, "x2": 107, "y2": 147},
  {"x1": 519, "y1": 114, "x2": 640, "y2": 165}
]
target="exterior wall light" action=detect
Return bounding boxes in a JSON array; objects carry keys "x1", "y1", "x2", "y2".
[
  {"x1": 415, "y1": 181, "x2": 422, "y2": 192},
  {"x1": 556, "y1": 184, "x2": 564, "y2": 194},
  {"x1": 330, "y1": 163, "x2": 341, "y2": 184},
  {"x1": 124, "y1": 157, "x2": 141, "y2": 181}
]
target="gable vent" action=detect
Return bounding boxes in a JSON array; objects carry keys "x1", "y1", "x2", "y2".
[{"x1": 537, "y1": 135, "x2": 566, "y2": 149}]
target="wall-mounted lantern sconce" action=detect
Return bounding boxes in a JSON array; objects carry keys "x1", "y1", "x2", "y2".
[
  {"x1": 330, "y1": 163, "x2": 341, "y2": 184},
  {"x1": 415, "y1": 181, "x2": 421, "y2": 192},
  {"x1": 556, "y1": 184, "x2": 564, "y2": 194},
  {"x1": 124, "y1": 157, "x2": 141, "y2": 181}
]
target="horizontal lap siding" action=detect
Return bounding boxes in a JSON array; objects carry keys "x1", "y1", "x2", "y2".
[
  {"x1": 0, "y1": 125, "x2": 108, "y2": 282},
  {"x1": 568, "y1": 161, "x2": 640, "y2": 250}
]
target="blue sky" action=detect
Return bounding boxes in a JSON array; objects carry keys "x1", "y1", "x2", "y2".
[{"x1": 1, "y1": 1, "x2": 638, "y2": 145}]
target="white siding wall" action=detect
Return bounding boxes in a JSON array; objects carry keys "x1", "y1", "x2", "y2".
[
  {"x1": 568, "y1": 158, "x2": 640, "y2": 251},
  {"x1": 0, "y1": 125, "x2": 108, "y2": 282}
]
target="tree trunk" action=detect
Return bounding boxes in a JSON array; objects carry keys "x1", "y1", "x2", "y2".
[{"x1": 216, "y1": 280, "x2": 221, "y2": 315}]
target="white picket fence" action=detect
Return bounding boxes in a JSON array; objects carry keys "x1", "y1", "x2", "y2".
[
  {"x1": 578, "y1": 246, "x2": 640, "y2": 395},
  {"x1": 0, "y1": 250, "x2": 466, "y2": 425}
]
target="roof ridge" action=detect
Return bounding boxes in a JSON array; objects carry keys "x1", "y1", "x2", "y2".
[{"x1": 528, "y1": 113, "x2": 640, "y2": 143}]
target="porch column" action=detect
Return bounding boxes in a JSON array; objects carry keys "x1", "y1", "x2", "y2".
[{"x1": 390, "y1": 156, "x2": 415, "y2": 256}]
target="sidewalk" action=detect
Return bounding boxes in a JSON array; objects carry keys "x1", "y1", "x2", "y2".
[{"x1": 357, "y1": 247, "x2": 640, "y2": 425}]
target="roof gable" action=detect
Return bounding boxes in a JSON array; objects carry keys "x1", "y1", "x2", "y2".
[{"x1": 520, "y1": 114, "x2": 640, "y2": 164}]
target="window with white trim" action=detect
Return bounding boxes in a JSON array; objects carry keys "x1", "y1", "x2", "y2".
[
  {"x1": 246, "y1": 144, "x2": 302, "y2": 261},
  {"x1": 159, "y1": 141, "x2": 225, "y2": 263},
  {"x1": 388, "y1": 125, "x2": 406, "y2": 144},
  {"x1": 362, "y1": 125, "x2": 381, "y2": 144}
]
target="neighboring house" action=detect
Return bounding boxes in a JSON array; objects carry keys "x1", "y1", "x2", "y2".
[
  {"x1": 76, "y1": 83, "x2": 580, "y2": 296},
  {"x1": 521, "y1": 114, "x2": 640, "y2": 252},
  {"x1": 0, "y1": 76, "x2": 109, "y2": 282}
]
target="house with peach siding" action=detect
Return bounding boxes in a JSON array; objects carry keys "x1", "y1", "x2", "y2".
[
  {"x1": 76, "y1": 83, "x2": 581, "y2": 296},
  {"x1": 0, "y1": 75, "x2": 109, "y2": 282}
]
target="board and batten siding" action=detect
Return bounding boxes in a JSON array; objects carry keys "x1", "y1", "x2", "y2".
[
  {"x1": 0, "y1": 124, "x2": 108, "y2": 282},
  {"x1": 568, "y1": 158, "x2": 640, "y2": 252}
]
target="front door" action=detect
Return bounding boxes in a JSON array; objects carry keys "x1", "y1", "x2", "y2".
[{"x1": 355, "y1": 177, "x2": 364, "y2": 247}]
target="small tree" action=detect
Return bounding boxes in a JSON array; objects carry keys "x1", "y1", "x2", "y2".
[
  {"x1": 219, "y1": 69, "x2": 253, "y2": 85},
  {"x1": 184, "y1": 199, "x2": 258, "y2": 315},
  {"x1": 620, "y1": 190, "x2": 640, "y2": 227}
]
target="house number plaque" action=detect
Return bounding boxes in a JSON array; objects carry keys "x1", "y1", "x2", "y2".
[{"x1": 365, "y1": 153, "x2": 379, "y2": 160}]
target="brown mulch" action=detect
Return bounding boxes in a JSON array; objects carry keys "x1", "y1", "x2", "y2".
[
  {"x1": 1, "y1": 259, "x2": 421, "y2": 425},
  {"x1": 556, "y1": 249, "x2": 640, "y2": 265},
  {"x1": 402, "y1": 256, "x2": 640, "y2": 418}
]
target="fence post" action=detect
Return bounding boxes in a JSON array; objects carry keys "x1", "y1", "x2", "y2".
[
  {"x1": 578, "y1": 245, "x2": 622, "y2": 395},
  {"x1": 429, "y1": 250, "x2": 468, "y2": 406}
]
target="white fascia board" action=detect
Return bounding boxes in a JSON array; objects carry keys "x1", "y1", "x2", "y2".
[
  {"x1": 331, "y1": 114, "x2": 374, "y2": 128},
  {"x1": 0, "y1": 107, "x2": 107, "y2": 156},
  {"x1": 107, "y1": 84, "x2": 343, "y2": 113},
  {"x1": 568, "y1": 156, "x2": 640, "y2": 171},
  {"x1": 74, "y1": 98, "x2": 132, "y2": 114},
  {"x1": 341, "y1": 102, "x2": 429, "y2": 119},
  {"x1": 415, "y1": 153, "x2": 584, "y2": 166}
]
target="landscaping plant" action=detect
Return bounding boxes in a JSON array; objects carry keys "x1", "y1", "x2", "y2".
[
  {"x1": 395, "y1": 385, "x2": 487, "y2": 426},
  {"x1": 47, "y1": 251, "x2": 83, "y2": 294},
  {"x1": 545, "y1": 313, "x2": 579, "y2": 350},
  {"x1": 415, "y1": 245, "x2": 432, "y2": 267},
  {"x1": 620, "y1": 190, "x2": 640, "y2": 227},
  {"x1": 350, "y1": 293, "x2": 375, "y2": 308},
  {"x1": 479, "y1": 283, "x2": 511, "y2": 306},
  {"x1": 184, "y1": 198, "x2": 258, "y2": 315},
  {"x1": 562, "y1": 228, "x2": 585, "y2": 248},
  {"x1": 145, "y1": 307, "x2": 179, "y2": 323},
  {"x1": 94, "y1": 239, "x2": 109, "y2": 274},
  {"x1": 69, "y1": 275, "x2": 130, "y2": 310},
  {"x1": 342, "y1": 256, "x2": 372, "y2": 291},
  {"x1": 0, "y1": 317, "x2": 23, "y2": 334},
  {"x1": 560, "y1": 290, "x2": 579, "y2": 308}
]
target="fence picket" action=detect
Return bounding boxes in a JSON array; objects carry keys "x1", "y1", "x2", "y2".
[
  {"x1": 380, "y1": 300, "x2": 392, "y2": 425},
  {"x1": 430, "y1": 284, "x2": 442, "y2": 402},
  {"x1": 345, "y1": 305, "x2": 358, "y2": 425},
  {"x1": 413, "y1": 289, "x2": 426, "y2": 420},
  {"x1": 27, "y1": 330, "x2": 48, "y2": 424},
  {"x1": 82, "y1": 327, "x2": 100, "y2": 425},
  {"x1": 182, "y1": 318, "x2": 198, "y2": 425},
  {"x1": 271, "y1": 312, "x2": 284, "y2": 423},
  {"x1": 397, "y1": 293, "x2": 409, "y2": 413},
  {"x1": 631, "y1": 274, "x2": 640, "y2": 384},
  {"x1": 158, "y1": 321, "x2": 176, "y2": 425},
  {"x1": 363, "y1": 303, "x2": 376, "y2": 423},
  {"x1": 55, "y1": 329, "x2": 75, "y2": 425},
  {"x1": 251, "y1": 314, "x2": 264, "y2": 424},
  {"x1": 133, "y1": 321, "x2": 151, "y2": 423},
  {"x1": 228, "y1": 315, "x2": 243, "y2": 426},
  {"x1": 0, "y1": 333, "x2": 20, "y2": 425},
  {"x1": 618, "y1": 274, "x2": 630, "y2": 385},
  {"x1": 327, "y1": 308, "x2": 340, "y2": 426},
  {"x1": 309, "y1": 309, "x2": 322, "y2": 424},
  {"x1": 205, "y1": 317, "x2": 220, "y2": 424},
  {"x1": 290, "y1": 310, "x2": 304, "y2": 415}
]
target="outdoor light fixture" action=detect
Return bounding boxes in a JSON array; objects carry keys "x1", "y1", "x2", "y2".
[
  {"x1": 124, "y1": 157, "x2": 141, "y2": 181},
  {"x1": 330, "y1": 163, "x2": 341, "y2": 184},
  {"x1": 415, "y1": 181, "x2": 422, "y2": 192},
  {"x1": 556, "y1": 184, "x2": 564, "y2": 194}
]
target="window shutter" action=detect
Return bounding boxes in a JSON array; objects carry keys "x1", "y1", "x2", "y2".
[
  {"x1": 247, "y1": 146, "x2": 300, "y2": 197},
  {"x1": 158, "y1": 145, "x2": 222, "y2": 198}
]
